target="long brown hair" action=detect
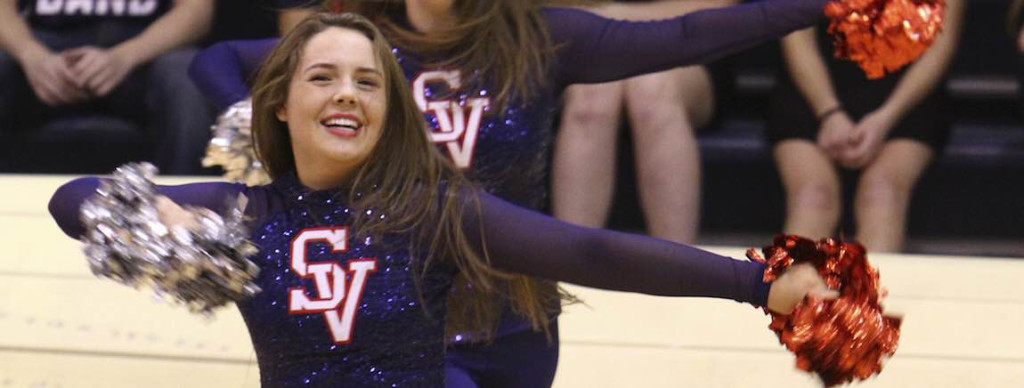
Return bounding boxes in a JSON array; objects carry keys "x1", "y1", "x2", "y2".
[
  {"x1": 319, "y1": 0, "x2": 575, "y2": 339},
  {"x1": 249, "y1": 12, "x2": 559, "y2": 337},
  {"x1": 320, "y1": 0, "x2": 554, "y2": 110}
]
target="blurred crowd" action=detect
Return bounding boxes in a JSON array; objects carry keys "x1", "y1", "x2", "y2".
[{"x1": 2, "y1": 0, "x2": 1020, "y2": 253}]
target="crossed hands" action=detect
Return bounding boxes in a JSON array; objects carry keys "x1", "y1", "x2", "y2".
[
  {"x1": 816, "y1": 108, "x2": 898, "y2": 169},
  {"x1": 20, "y1": 46, "x2": 135, "y2": 106}
]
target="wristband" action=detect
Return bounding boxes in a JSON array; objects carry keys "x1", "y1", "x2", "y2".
[{"x1": 817, "y1": 105, "x2": 844, "y2": 122}]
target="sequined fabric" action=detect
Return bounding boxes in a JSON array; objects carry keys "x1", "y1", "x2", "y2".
[
  {"x1": 396, "y1": 48, "x2": 556, "y2": 213},
  {"x1": 395, "y1": 48, "x2": 558, "y2": 338},
  {"x1": 238, "y1": 175, "x2": 456, "y2": 387}
]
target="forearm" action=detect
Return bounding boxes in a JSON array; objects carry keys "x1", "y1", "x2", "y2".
[
  {"x1": 544, "y1": 229, "x2": 769, "y2": 304},
  {"x1": 551, "y1": 0, "x2": 829, "y2": 85},
  {"x1": 782, "y1": 27, "x2": 841, "y2": 116},
  {"x1": 880, "y1": 0, "x2": 964, "y2": 118},
  {"x1": 111, "y1": 0, "x2": 213, "y2": 66},
  {"x1": 49, "y1": 177, "x2": 244, "y2": 239},
  {"x1": 0, "y1": 0, "x2": 48, "y2": 62}
]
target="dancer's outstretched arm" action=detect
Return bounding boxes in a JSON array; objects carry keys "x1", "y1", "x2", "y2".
[
  {"x1": 50, "y1": 177, "x2": 829, "y2": 314},
  {"x1": 189, "y1": 1, "x2": 828, "y2": 108},
  {"x1": 547, "y1": 0, "x2": 828, "y2": 86},
  {"x1": 467, "y1": 190, "x2": 831, "y2": 314},
  {"x1": 49, "y1": 177, "x2": 254, "y2": 238}
]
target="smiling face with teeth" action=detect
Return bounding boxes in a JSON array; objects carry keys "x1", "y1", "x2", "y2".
[{"x1": 276, "y1": 26, "x2": 387, "y2": 189}]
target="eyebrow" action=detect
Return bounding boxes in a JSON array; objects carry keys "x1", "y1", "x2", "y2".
[{"x1": 302, "y1": 63, "x2": 383, "y2": 77}]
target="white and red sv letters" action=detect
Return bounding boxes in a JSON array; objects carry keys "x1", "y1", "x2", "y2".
[
  {"x1": 288, "y1": 228, "x2": 377, "y2": 344},
  {"x1": 413, "y1": 70, "x2": 491, "y2": 169}
]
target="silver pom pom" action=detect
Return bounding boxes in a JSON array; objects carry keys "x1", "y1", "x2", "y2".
[
  {"x1": 203, "y1": 98, "x2": 270, "y2": 186},
  {"x1": 80, "y1": 162, "x2": 261, "y2": 314}
]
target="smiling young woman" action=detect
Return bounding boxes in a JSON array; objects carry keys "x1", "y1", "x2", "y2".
[
  {"x1": 262, "y1": 27, "x2": 387, "y2": 188},
  {"x1": 190, "y1": 2, "x2": 835, "y2": 386},
  {"x1": 49, "y1": 12, "x2": 835, "y2": 387}
]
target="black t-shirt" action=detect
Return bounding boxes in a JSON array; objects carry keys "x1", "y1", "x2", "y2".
[{"x1": 19, "y1": 0, "x2": 171, "y2": 29}]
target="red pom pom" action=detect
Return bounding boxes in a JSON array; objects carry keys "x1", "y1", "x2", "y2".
[
  {"x1": 825, "y1": 0, "x2": 945, "y2": 79},
  {"x1": 327, "y1": 0, "x2": 345, "y2": 13},
  {"x1": 748, "y1": 235, "x2": 902, "y2": 387}
]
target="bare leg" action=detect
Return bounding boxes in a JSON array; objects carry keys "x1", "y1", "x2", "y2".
[
  {"x1": 551, "y1": 82, "x2": 625, "y2": 228},
  {"x1": 853, "y1": 139, "x2": 934, "y2": 252},
  {"x1": 774, "y1": 139, "x2": 842, "y2": 239},
  {"x1": 623, "y1": 66, "x2": 712, "y2": 244}
]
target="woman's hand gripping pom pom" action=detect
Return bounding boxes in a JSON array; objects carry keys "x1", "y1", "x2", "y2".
[
  {"x1": 750, "y1": 235, "x2": 902, "y2": 386},
  {"x1": 79, "y1": 162, "x2": 261, "y2": 314}
]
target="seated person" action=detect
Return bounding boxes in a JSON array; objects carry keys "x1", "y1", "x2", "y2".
[
  {"x1": 0, "y1": 0, "x2": 214, "y2": 174},
  {"x1": 766, "y1": 0, "x2": 964, "y2": 252}
]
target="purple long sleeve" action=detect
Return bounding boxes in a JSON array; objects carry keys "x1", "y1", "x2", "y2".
[
  {"x1": 470, "y1": 191, "x2": 771, "y2": 307},
  {"x1": 188, "y1": 39, "x2": 277, "y2": 111},
  {"x1": 190, "y1": 1, "x2": 825, "y2": 108},
  {"x1": 50, "y1": 177, "x2": 769, "y2": 306},
  {"x1": 48, "y1": 177, "x2": 251, "y2": 239},
  {"x1": 547, "y1": 0, "x2": 827, "y2": 87}
]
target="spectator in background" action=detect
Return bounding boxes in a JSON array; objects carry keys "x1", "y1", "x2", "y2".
[
  {"x1": 0, "y1": 0, "x2": 214, "y2": 174},
  {"x1": 1011, "y1": 0, "x2": 1024, "y2": 52},
  {"x1": 278, "y1": 0, "x2": 315, "y2": 34},
  {"x1": 1008, "y1": 0, "x2": 1024, "y2": 117},
  {"x1": 766, "y1": 0, "x2": 964, "y2": 252},
  {"x1": 552, "y1": 0, "x2": 738, "y2": 244}
]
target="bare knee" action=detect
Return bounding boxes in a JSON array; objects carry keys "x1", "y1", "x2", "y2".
[
  {"x1": 630, "y1": 102, "x2": 691, "y2": 135},
  {"x1": 562, "y1": 88, "x2": 622, "y2": 129},
  {"x1": 856, "y1": 171, "x2": 913, "y2": 212},
  {"x1": 627, "y1": 68, "x2": 713, "y2": 129},
  {"x1": 790, "y1": 179, "x2": 841, "y2": 218},
  {"x1": 625, "y1": 92, "x2": 694, "y2": 137}
]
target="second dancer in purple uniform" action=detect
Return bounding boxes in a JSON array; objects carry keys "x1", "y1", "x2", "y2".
[{"x1": 188, "y1": 1, "x2": 831, "y2": 386}]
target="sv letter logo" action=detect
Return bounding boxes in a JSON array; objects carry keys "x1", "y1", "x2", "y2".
[
  {"x1": 287, "y1": 228, "x2": 377, "y2": 344},
  {"x1": 412, "y1": 70, "x2": 490, "y2": 169}
]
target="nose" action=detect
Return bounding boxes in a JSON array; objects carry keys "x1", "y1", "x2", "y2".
[{"x1": 333, "y1": 80, "x2": 357, "y2": 107}]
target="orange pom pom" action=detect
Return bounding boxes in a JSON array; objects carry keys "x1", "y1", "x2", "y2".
[
  {"x1": 748, "y1": 235, "x2": 902, "y2": 387},
  {"x1": 825, "y1": 0, "x2": 945, "y2": 79}
]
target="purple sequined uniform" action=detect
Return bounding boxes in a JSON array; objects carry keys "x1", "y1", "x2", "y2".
[
  {"x1": 239, "y1": 177, "x2": 456, "y2": 387},
  {"x1": 51, "y1": 176, "x2": 458, "y2": 386},
  {"x1": 184, "y1": 2, "x2": 828, "y2": 385},
  {"x1": 50, "y1": 174, "x2": 773, "y2": 387}
]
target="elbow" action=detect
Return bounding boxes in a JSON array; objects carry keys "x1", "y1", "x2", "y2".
[
  {"x1": 188, "y1": 44, "x2": 239, "y2": 111},
  {"x1": 187, "y1": 43, "x2": 221, "y2": 83},
  {"x1": 194, "y1": 16, "x2": 214, "y2": 43},
  {"x1": 48, "y1": 177, "x2": 100, "y2": 239},
  {"x1": 187, "y1": 1, "x2": 215, "y2": 43},
  {"x1": 192, "y1": 26, "x2": 212, "y2": 46}
]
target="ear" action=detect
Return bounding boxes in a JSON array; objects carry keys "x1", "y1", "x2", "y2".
[{"x1": 275, "y1": 105, "x2": 287, "y2": 122}]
